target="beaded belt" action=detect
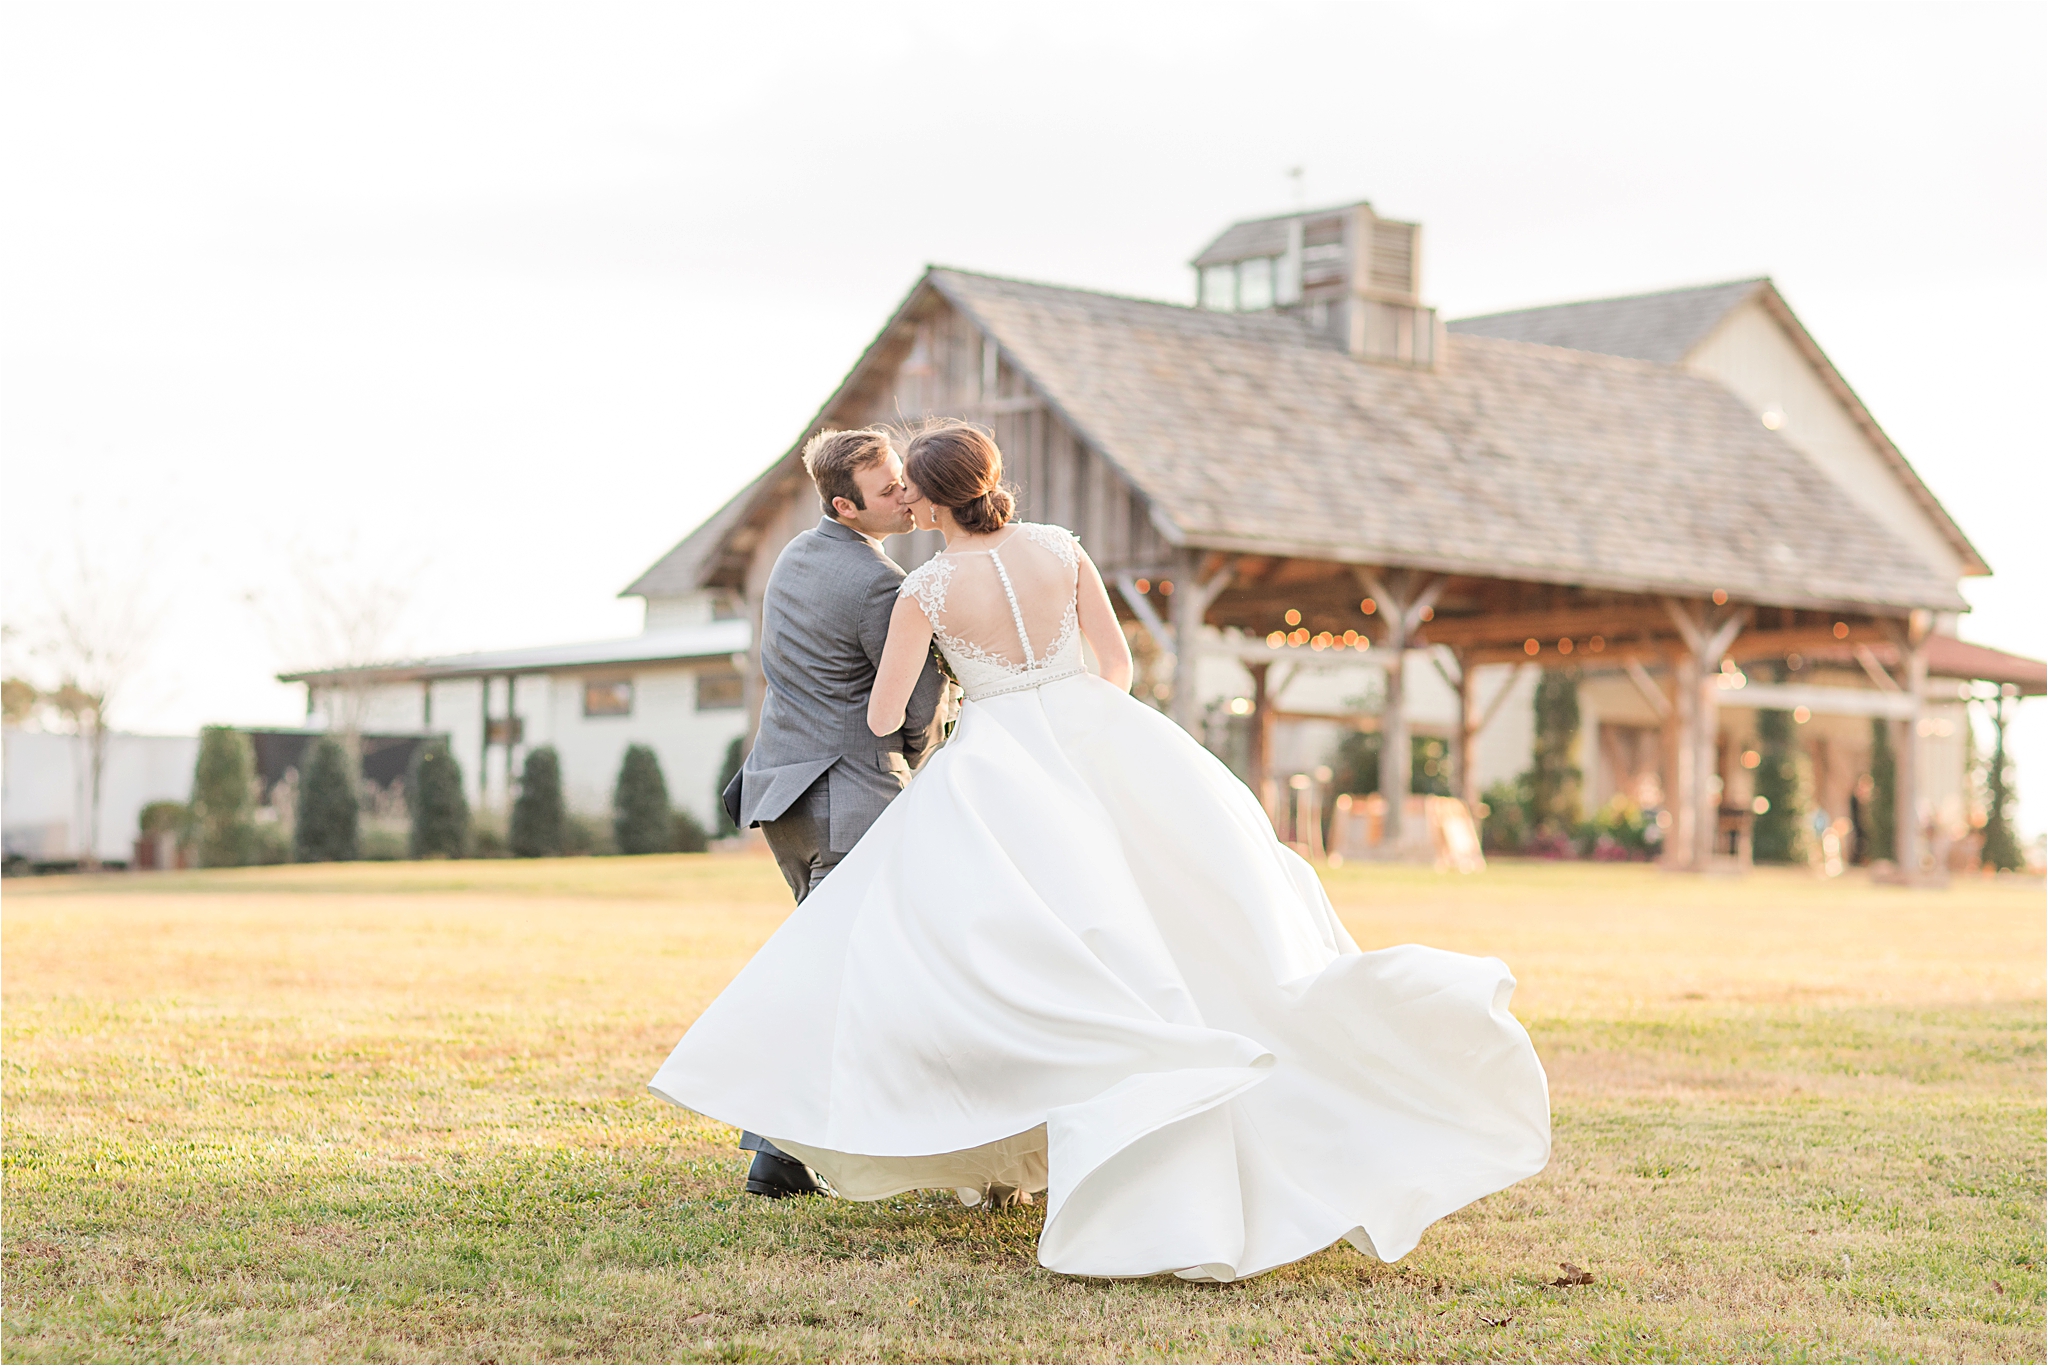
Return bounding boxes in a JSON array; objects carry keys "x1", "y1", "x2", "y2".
[{"x1": 962, "y1": 662, "x2": 1088, "y2": 703}]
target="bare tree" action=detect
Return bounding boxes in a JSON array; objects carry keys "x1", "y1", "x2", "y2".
[
  {"x1": 246, "y1": 538, "x2": 424, "y2": 744},
  {"x1": 18, "y1": 542, "x2": 159, "y2": 868}
]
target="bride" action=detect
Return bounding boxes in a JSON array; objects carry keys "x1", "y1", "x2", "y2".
[{"x1": 650, "y1": 422, "x2": 1550, "y2": 1282}]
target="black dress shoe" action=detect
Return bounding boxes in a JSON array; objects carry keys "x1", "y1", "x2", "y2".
[{"x1": 745, "y1": 1149, "x2": 827, "y2": 1198}]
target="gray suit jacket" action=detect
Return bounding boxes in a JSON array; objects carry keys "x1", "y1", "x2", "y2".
[{"x1": 726, "y1": 517, "x2": 943, "y2": 852}]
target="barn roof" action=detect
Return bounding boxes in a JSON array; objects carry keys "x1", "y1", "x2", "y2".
[
  {"x1": 278, "y1": 620, "x2": 750, "y2": 685},
  {"x1": 624, "y1": 268, "x2": 1970, "y2": 614},
  {"x1": 925, "y1": 269, "x2": 1964, "y2": 612},
  {"x1": 1446, "y1": 279, "x2": 1764, "y2": 363}
]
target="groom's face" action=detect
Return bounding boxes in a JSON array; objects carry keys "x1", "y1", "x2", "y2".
[{"x1": 835, "y1": 451, "x2": 915, "y2": 540}]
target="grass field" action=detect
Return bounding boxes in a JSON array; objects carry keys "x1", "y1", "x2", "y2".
[{"x1": 3, "y1": 856, "x2": 2042, "y2": 1363}]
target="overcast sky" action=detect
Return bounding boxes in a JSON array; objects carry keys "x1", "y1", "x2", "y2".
[{"x1": 3, "y1": 1, "x2": 2043, "y2": 832}]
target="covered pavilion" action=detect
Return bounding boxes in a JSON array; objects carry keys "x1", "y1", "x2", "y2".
[{"x1": 627, "y1": 202, "x2": 2039, "y2": 875}]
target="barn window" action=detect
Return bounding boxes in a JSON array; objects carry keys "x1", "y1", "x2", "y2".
[
  {"x1": 1237, "y1": 257, "x2": 1275, "y2": 311},
  {"x1": 1200, "y1": 265, "x2": 1236, "y2": 311},
  {"x1": 696, "y1": 670, "x2": 744, "y2": 711},
  {"x1": 583, "y1": 678, "x2": 633, "y2": 717}
]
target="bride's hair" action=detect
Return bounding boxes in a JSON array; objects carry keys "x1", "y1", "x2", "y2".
[{"x1": 904, "y1": 422, "x2": 1016, "y2": 535}]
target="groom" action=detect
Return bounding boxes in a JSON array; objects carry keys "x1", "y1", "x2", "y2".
[{"x1": 719, "y1": 426, "x2": 944, "y2": 1198}]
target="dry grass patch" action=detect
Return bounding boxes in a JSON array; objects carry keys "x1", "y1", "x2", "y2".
[{"x1": 4, "y1": 856, "x2": 2041, "y2": 1362}]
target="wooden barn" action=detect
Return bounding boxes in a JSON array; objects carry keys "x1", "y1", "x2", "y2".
[{"x1": 627, "y1": 201, "x2": 2038, "y2": 876}]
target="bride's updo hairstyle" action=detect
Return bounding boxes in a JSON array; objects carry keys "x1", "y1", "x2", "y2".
[{"x1": 905, "y1": 422, "x2": 1015, "y2": 535}]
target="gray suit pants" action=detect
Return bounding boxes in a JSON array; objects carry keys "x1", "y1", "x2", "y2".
[
  {"x1": 760, "y1": 776, "x2": 843, "y2": 905},
  {"x1": 742, "y1": 774, "x2": 842, "y2": 1170}
]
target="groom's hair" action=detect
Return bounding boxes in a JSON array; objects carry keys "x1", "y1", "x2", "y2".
[{"x1": 802, "y1": 428, "x2": 893, "y2": 517}]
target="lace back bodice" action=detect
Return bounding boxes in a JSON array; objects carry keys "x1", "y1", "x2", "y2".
[{"x1": 899, "y1": 522, "x2": 1085, "y2": 701}]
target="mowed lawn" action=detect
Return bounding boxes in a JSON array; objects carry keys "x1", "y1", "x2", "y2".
[{"x1": 2, "y1": 856, "x2": 2041, "y2": 1364}]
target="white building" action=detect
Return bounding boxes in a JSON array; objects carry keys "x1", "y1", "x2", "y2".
[
  {"x1": 1, "y1": 728, "x2": 199, "y2": 866},
  {"x1": 282, "y1": 607, "x2": 750, "y2": 828}
]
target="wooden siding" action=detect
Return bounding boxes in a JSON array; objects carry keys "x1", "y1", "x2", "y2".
[
  {"x1": 1683, "y1": 298, "x2": 1969, "y2": 585},
  {"x1": 802, "y1": 293, "x2": 1174, "y2": 578}
]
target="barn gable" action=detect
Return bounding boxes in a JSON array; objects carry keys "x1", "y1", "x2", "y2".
[
  {"x1": 622, "y1": 275, "x2": 1172, "y2": 605},
  {"x1": 1450, "y1": 280, "x2": 1986, "y2": 580}
]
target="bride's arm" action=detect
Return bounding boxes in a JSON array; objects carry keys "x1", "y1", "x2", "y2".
[
  {"x1": 1076, "y1": 547, "x2": 1134, "y2": 693},
  {"x1": 869, "y1": 596, "x2": 937, "y2": 737}
]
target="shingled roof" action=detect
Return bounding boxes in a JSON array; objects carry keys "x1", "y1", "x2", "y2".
[
  {"x1": 926, "y1": 270, "x2": 1962, "y2": 612},
  {"x1": 627, "y1": 269, "x2": 1966, "y2": 613},
  {"x1": 1446, "y1": 279, "x2": 1764, "y2": 363}
]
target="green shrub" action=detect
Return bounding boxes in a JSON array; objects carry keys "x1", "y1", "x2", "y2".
[
  {"x1": 294, "y1": 736, "x2": 360, "y2": 863},
  {"x1": 675, "y1": 806, "x2": 709, "y2": 854},
  {"x1": 1326, "y1": 731, "x2": 1449, "y2": 798},
  {"x1": 407, "y1": 738, "x2": 469, "y2": 858},
  {"x1": 1529, "y1": 669, "x2": 1582, "y2": 836},
  {"x1": 1587, "y1": 795, "x2": 1653, "y2": 861},
  {"x1": 715, "y1": 736, "x2": 744, "y2": 837},
  {"x1": 359, "y1": 826, "x2": 409, "y2": 861},
  {"x1": 1860, "y1": 719, "x2": 1896, "y2": 864},
  {"x1": 138, "y1": 800, "x2": 188, "y2": 840},
  {"x1": 1981, "y1": 700, "x2": 2023, "y2": 873},
  {"x1": 1480, "y1": 777, "x2": 1532, "y2": 854},
  {"x1": 248, "y1": 822, "x2": 292, "y2": 865},
  {"x1": 1752, "y1": 708, "x2": 1810, "y2": 864},
  {"x1": 562, "y1": 813, "x2": 616, "y2": 857},
  {"x1": 190, "y1": 727, "x2": 259, "y2": 867},
  {"x1": 613, "y1": 744, "x2": 675, "y2": 855},
  {"x1": 470, "y1": 812, "x2": 511, "y2": 859},
  {"x1": 510, "y1": 746, "x2": 566, "y2": 858}
]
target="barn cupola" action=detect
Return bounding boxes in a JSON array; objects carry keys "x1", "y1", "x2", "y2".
[{"x1": 1191, "y1": 201, "x2": 1441, "y2": 368}]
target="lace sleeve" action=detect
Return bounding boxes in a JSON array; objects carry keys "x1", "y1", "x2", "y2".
[
  {"x1": 1019, "y1": 522, "x2": 1081, "y2": 571},
  {"x1": 898, "y1": 555, "x2": 954, "y2": 625}
]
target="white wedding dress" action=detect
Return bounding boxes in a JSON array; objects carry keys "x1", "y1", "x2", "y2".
[{"x1": 649, "y1": 522, "x2": 1550, "y2": 1282}]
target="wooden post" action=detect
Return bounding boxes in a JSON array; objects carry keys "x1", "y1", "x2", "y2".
[
  {"x1": 1894, "y1": 613, "x2": 1931, "y2": 880},
  {"x1": 1453, "y1": 650, "x2": 1477, "y2": 811},
  {"x1": 1380, "y1": 605, "x2": 1409, "y2": 835},
  {"x1": 1694, "y1": 663, "x2": 1721, "y2": 868},
  {"x1": 1662, "y1": 643, "x2": 1696, "y2": 870},
  {"x1": 1661, "y1": 598, "x2": 1751, "y2": 870},
  {"x1": 1358, "y1": 569, "x2": 1446, "y2": 848},
  {"x1": 1247, "y1": 661, "x2": 1272, "y2": 819},
  {"x1": 1168, "y1": 553, "x2": 1234, "y2": 737}
]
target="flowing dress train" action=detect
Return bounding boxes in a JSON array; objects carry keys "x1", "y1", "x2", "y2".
[{"x1": 649, "y1": 522, "x2": 1550, "y2": 1281}]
